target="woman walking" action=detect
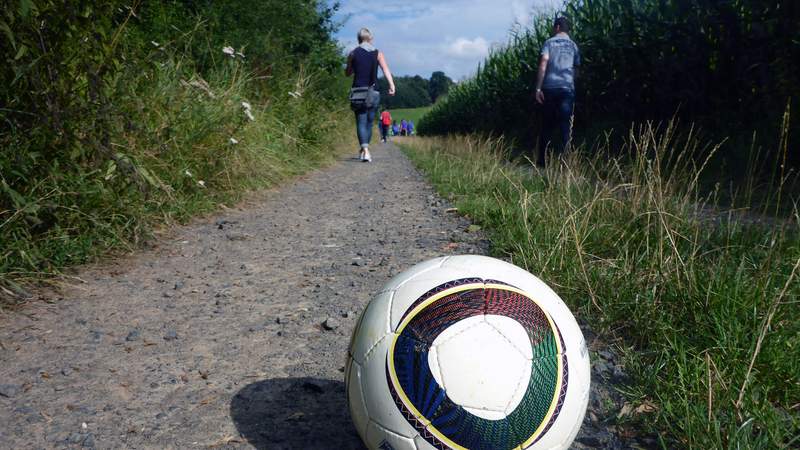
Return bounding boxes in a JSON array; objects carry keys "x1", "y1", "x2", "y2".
[{"x1": 346, "y1": 28, "x2": 395, "y2": 162}]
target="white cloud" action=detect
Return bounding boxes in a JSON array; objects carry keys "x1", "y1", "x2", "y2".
[
  {"x1": 333, "y1": 0, "x2": 560, "y2": 79},
  {"x1": 444, "y1": 37, "x2": 490, "y2": 59}
]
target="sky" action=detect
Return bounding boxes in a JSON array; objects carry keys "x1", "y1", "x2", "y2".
[{"x1": 331, "y1": 0, "x2": 561, "y2": 80}]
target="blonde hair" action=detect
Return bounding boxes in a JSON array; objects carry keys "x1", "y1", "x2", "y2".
[{"x1": 357, "y1": 28, "x2": 373, "y2": 44}]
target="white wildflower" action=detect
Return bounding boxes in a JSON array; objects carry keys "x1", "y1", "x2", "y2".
[
  {"x1": 241, "y1": 102, "x2": 255, "y2": 121},
  {"x1": 151, "y1": 41, "x2": 160, "y2": 47},
  {"x1": 222, "y1": 46, "x2": 235, "y2": 57},
  {"x1": 288, "y1": 91, "x2": 301, "y2": 99},
  {"x1": 197, "y1": 180, "x2": 206, "y2": 187},
  {"x1": 229, "y1": 138, "x2": 239, "y2": 144},
  {"x1": 236, "y1": 51, "x2": 245, "y2": 59},
  {"x1": 184, "y1": 169, "x2": 193, "y2": 177}
]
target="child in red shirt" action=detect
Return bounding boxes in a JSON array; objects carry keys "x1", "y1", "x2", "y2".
[{"x1": 379, "y1": 110, "x2": 392, "y2": 143}]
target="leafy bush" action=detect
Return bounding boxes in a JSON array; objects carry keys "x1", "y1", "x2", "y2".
[{"x1": 0, "y1": 0, "x2": 349, "y2": 302}]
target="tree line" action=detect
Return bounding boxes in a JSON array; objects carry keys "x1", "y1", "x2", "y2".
[{"x1": 376, "y1": 71, "x2": 454, "y2": 109}]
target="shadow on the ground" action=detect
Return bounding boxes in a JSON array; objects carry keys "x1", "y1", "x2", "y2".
[{"x1": 230, "y1": 377, "x2": 366, "y2": 450}]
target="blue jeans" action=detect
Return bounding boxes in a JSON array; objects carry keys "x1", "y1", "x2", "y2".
[
  {"x1": 354, "y1": 92, "x2": 380, "y2": 147},
  {"x1": 538, "y1": 88, "x2": 575, "y2": 165}
]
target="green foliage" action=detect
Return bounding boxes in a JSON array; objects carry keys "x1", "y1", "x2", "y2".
[
  {"x1": 134, "y1": 1, "x2": 343, "y2": 75},
  {"x1": 372, "y1": 71, "x2": 455, "y2": 109},
  {"x1": 378, "y1": 75, "x2": 432, "y2": 109},
  {"x1": 428, "y1": 71, "x2": 454, "y2": 103},
  {"x1": 388, "y1": 107, "x2": 430, "y2": 128},
  {"x1": 401, "y1": 132, "x2": 800, "y2": 448},
  {"x1": 0, "y1": 0, "x2": 348, "y2": 302},
  {"x1": 419, "y1": 0, "x2": 800, "y2": 164}
]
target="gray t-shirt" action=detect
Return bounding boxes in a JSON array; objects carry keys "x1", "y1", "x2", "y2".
[{"x1": 541, "y1": 35, "x2": 580, "y2": 90}]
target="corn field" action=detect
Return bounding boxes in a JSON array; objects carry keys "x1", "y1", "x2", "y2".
[{"x1": 419, "y1": 0, "x2": 800, "y2": 164}]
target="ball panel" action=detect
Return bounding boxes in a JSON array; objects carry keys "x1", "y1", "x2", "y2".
[
  {"x1": 483, "y1": 314, "x2": 535, "y2": 360},
  {"x1": 528, "y1": 338, "x2": 590, "y2": 449},
  {"x1": 361, "y1": 336, "x2": 419, "y2": 438},
  {"x1": 365, "y1": 421, "x2": 418, "y2": 450},
  {"x1": 426, "y1": 345, "x2": 442, "y2": 387},
  {"x1": 508, "y1": 356, "x2": 561, "y2": 446},
  {"x1": 351, "y1": 290, "x2": 393, "y2": 365},
  {"x1": 442, "y1": 255, "x2": 579, "y2": 334},
  {"x1": 378, "y1": 256, "x2": 449, "y2": 295},
  {"x1": 431, "y1": 316, "x2": 531, "y2": 418},
  {"x1": 389, "y1": 269, "x2": 484, "y2": 331},
  {"x1": 413, "y1": 434, "x2": 436, "y2": 450},
  {"x1": 422, "y1": 416, "x2": 519, "y2": 450},
  {"x1": 347, "y1": 358, "x2": 370, "y2": 439}
]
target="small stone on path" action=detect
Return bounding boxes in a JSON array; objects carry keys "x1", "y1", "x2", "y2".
[
  {"x1": 164, "y1": 330, "x2": 178, "y2": 341},
  {"x1": 322, "y1": 318, "x2": 339, "y2": 331},
  {"x1": 125, "y1": 330, "x2": 141, "y2": 342},
  {"x1": 0, "y1": 384, "x2": 21, "y2": 398}
]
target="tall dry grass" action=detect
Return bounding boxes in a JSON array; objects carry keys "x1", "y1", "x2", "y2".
[{"x1": 399, "y1": 128, "x2": 800, "y2": 448}]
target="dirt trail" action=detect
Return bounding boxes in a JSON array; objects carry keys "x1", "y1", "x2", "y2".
[{"x1": 0, "y1": 143, "x2": 643, "y2": 449}]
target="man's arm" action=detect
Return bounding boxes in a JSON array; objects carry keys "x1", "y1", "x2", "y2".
[{"x1": 535, "y1": 54, "x2": 548, "y2": 104}]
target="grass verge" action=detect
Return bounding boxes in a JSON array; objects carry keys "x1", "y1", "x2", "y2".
[
  {"x1": 388, "y1": 107, "x2": 431, "y2": 127},
  {"x1": 0, "y1": 54, "x2": 353, "y2": 305},
  {"x1": 397, "y1": 132, "x2": 800, "y2": 449}
]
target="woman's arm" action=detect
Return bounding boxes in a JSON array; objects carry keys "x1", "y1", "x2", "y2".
[
  {"x1": 345, "y1": 51, "x2": 354, "y2": 77},
  {"x1": 377, "y1": 51, "x2": 396, "y2": 95}
]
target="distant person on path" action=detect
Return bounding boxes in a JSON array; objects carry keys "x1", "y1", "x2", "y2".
[
  {"x1": 407, "y1": 120, "x2": 415, "y2": 136},
  {"x1": 379, "y1": 109, "x2": 392, "y2": 143},
  {"x1": 392, "y1": 120, "x2": 399, "y2": 136},
  {"x1": 535, "y1": 16, "x2": 580, "y2": 166},
  {"x1": 346, "y1": 28, "x2": 396, "y2": 162},
  {"x1": 400, "y1": 119, "x2": 408, "y2": 136}
]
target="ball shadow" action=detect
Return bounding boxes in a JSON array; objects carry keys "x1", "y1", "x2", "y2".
[{"x1": 230, "y1": 377, "x2": 366, "y2": 450}]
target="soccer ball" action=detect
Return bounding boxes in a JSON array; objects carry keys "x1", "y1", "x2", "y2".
[{"x1": 345, "y1": 255, "x2": 590, "y2": 450}]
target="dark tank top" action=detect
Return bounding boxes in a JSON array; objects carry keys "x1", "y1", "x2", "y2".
[{"x1": 352, "y1": 47, "x2": 379, "y2": 88}]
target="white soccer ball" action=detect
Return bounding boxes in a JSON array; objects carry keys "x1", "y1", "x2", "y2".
[{"x1": 346, "y1": 255, "x2": 590, "y2": 450}]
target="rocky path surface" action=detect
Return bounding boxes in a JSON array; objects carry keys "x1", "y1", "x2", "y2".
[{"x1": 0, "y1": 143, "x2": 644, "y2": 449}]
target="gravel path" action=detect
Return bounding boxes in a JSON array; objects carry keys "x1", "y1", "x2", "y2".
[{"x1": 0, "y1": 143, "x2": 646, "y2": 449}]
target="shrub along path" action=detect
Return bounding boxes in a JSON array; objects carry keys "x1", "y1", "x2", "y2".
[{"x1": 0, "y1": 143, "x2": 644, "y2": 449}]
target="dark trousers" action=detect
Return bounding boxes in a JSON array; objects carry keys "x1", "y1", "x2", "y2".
[
  {"x1": 380, "y1": 123, "x2": 389, "y2": 141},
  {"x1": 537, "y1": 88, "x2": 575, "y2": 166}
]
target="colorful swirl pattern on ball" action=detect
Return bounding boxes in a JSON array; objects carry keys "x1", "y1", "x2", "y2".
[{"x1": 385, "y1": 278, "x2": 568, "y2": 450}]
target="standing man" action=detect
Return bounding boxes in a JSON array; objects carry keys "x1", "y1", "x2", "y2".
[
  {"x1": 379, "y1": 109, "x2": 392, "y2": 143},
  {"x1": 535, "y1": 17, "x2": 580, "y2": 166}
]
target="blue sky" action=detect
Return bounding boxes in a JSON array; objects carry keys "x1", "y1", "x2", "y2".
[{"x1": 331, "y1": 0, "x2": 561, "y2": 80}]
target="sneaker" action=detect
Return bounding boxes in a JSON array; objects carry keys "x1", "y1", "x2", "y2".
[
  {"x1": 363, "y1": 150, "x2": 372, "y2": 162},
  {"x1": 358, "y1": 149, "x2": 365, "y2": 161}
]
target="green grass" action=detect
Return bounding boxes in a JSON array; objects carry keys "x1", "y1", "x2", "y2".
[
  {"x1": 0, "y1": 53, "x2": 351, "y2": 305},
  {"x1": 387, "y1": 106, "x2": 431, "y2": 128},
  {"x1": 399, "y1": 131, "x2": 800, "y2": 449}
]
